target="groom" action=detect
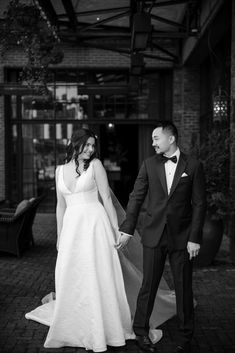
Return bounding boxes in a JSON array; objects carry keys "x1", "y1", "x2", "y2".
[{"x1": 117, "y1": 121, "x2": 206, "y2": 353}]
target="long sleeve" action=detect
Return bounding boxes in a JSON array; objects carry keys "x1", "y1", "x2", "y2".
[
  {"x1": 93, "y1": 159, "x2": 119, "y2": 234},
  {"x1": 189, "y1": 161, "x2": 207, "y2": 243},
  {"x1": 55, "y1": 166, "x2": 66, "y2": 249},
  {"x1": 119, "y1": 161, "x2": 149, "y2": 235}
]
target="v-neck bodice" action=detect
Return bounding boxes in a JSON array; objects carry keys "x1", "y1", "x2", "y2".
[
  {"x1": 62, "y1": 165, "x2": 87, "y2": 194},
  {"x1": 57, "y1": 162, "x2": 98, "y2": 206}
]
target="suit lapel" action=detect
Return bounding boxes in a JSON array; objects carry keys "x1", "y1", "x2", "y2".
[
  {"x1": 154, "y1": 156, "x2": 168, "y2": 195},
  {"x1": 168, "y1": 152, "x2": 187, "y2": 199}
]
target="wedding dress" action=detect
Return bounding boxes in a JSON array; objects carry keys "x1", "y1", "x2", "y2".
[{"x1": 25, "y1": 159, "x2": 176, "y2": 351}]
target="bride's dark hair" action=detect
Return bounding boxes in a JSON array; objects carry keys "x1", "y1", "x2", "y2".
[{"x1": 65, "y1": 128, "x2": 98, "y2": 176}]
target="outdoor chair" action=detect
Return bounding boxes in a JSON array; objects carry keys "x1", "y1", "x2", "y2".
[{"x1": 0, "y1": 194, "x2": 45, "y2": 257}]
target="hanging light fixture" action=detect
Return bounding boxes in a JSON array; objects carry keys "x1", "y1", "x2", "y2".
[
  {"x1": 213, "y1": 86, "x2": 229, "y2": 122},
  {"x1": 130, "y1": 53, "x2": 144, "y2": 76},
  {"x1": 131, "y1": 12, "x2": 152, "y2": 51}
]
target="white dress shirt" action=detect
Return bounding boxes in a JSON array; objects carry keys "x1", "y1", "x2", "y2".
[{"x1": 164, "y1": 147, "x2": 180, "y2": 194}]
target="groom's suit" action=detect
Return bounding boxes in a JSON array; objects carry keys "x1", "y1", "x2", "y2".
[{"x1": 120, "y1": 151, "x2": 206, "y2": 345}]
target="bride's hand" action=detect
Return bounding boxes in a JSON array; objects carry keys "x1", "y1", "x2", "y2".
[{"x1": 115, "y1": 232, "x2": 131, "y2": 250}]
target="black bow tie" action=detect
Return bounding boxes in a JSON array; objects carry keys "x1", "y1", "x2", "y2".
[{"x1": 161, "y1": 155, "x2": 177, "y2": 164}]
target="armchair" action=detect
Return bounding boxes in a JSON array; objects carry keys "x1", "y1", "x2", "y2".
[{"x1": 0, "y1": 194, "x2": 45, "y2": 257}]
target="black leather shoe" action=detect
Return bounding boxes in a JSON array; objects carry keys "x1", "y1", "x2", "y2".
[
  {"x1": 135, "y1": 335, "x2": 157, "y2": 352},
  {"x1": 174, "y1": 344, "x2": 191, "y2": 353}
]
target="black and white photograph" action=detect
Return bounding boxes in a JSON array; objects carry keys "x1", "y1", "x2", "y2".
[{"x1": 0, "y1": 1, "x2": 234, "y2": 353}]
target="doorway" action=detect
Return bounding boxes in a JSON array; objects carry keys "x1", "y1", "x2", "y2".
[{"x1": 100, "y1": 124, "x2": 139, "y2": 207}]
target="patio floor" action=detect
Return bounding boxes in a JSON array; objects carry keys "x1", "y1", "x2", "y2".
[{"x1": 0, "y1": 213, "x2": 234, "y2": 353}]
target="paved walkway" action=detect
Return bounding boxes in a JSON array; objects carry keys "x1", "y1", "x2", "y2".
[{"x1": 0, "y1": 214, "x2": 234, "y2": 353}]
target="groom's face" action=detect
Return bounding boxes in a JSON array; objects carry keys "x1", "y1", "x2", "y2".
[{"x1": 152, "y1": 127, "x2": 172, "y2": 154}]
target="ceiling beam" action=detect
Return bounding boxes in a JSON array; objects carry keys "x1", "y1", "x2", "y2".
[
  {"x1": 142, "y1": 52, "x2": 176, "y2": 62},
  {"x1": 58, "y1": 29, "x2": 190, "y2": 41},
  {"x1": 151, "y1": 42, "x2": 179, "y2": 60},
  {"x1": 61, "y1": 0, "x2": 77, "y2": 30},
  {"x1": 182, "y1": 0, "x2": 225, "y2": 64},
  {"x1": 146, "y1": 0, "x2": 192, "y2": 8},
  {"x1": 58, "y1": 7, "x2": 130, "y2": 18},
  {"x1": 151, "y1": 13, "x2": 186, "y2": 29},
  {"x1": 79, "y1": 10, "x2": 130, "y2": 33},
  {"x1": 57, "y1": 20, "x2": 130, "y2": 33},
  {"x1": 152, "y1": 31, "x2": 190, "y2": 38},
  {"x1": 78, "y1": 22, "x2": 130, "y2": 33}
]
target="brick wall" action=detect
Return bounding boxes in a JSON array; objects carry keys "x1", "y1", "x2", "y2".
[
  {"x1": 230, "y1": 1, "x2": 235, "y2": 263},
  {"x1": 172, "y1": 66, "x2": 200, "y2": 152},
  {"x1": 2, "y1": 43, "x2": 176, "y2": 69},
  {"x1": 0, "y1": 60, "x2": 5, "y2": 201}
]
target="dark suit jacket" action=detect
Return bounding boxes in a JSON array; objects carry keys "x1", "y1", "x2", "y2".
[{"x1": 119, "y1": 152, "x2": 207, "y2": 249}]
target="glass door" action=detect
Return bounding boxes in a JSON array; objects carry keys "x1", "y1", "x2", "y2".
[{"x1": 22, "y1": 123, "x2": 56, "y2": 211}]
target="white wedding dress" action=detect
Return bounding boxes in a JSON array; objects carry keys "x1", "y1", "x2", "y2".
[{"x1": 25, "y1": 159, "x2": 176, "y2": 352}]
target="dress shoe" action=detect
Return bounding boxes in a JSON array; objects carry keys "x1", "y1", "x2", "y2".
[
  {"x1": 135, "y1": 335, "x2": 157, "y2": 352},
  {"x1": 174, "y1": 343, "x2": 191, "y2": 353}
]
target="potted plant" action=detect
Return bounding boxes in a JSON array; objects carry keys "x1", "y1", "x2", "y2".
[
  {"x1": 192, "y1": 126, "x2": 230, "y2": 266},
  {"x1": 0, "y1": 0, "x2": 63, "y2": 93}
]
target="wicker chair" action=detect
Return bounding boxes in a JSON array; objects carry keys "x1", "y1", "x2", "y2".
[{"x1": 0, "y1": 194, "x2": 45, "y2": 257}]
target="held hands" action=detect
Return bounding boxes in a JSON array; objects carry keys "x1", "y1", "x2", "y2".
[
  {"x1": 187, "y1": 241, "x2": 200, "y2": 260},
  {"x1": 115, "y1": 231, "x2": 131, "y2": 250}
]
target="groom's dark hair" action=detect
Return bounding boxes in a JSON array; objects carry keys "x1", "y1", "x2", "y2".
[{"x1": 155, "y1": 120, "x2": 178, "y2": 143}]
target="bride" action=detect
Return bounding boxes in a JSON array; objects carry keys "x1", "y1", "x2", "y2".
[{"x1": 25, "y1": 128, "x2": 176, "y2": 352}]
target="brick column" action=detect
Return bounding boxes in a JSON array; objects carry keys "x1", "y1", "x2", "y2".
[
  {"x1": 230, "y1": 1, "x2": 235, "y2": 263},
  {"x1": 172, "y1": 66, "x2": 200, "y2": 152},
  {"x1": 0, "y1": 60, "x2": 5, "y2": 201}
]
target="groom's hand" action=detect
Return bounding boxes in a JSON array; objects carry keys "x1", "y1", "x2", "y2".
[
  {"x1": 187, "y1": 241, "x2": 200, "y2": 260},
  {"x1": 115, "y1": 232, "x2": 131, "y2": 250}
]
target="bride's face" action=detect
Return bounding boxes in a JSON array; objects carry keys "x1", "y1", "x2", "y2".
[{"x1": 79, "y1": 137, "x2": 96, "y2": 160}]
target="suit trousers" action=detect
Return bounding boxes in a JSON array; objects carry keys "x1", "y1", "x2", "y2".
[{"x1": 133, "y1": 227, "x2": 194, "y2": 345}]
